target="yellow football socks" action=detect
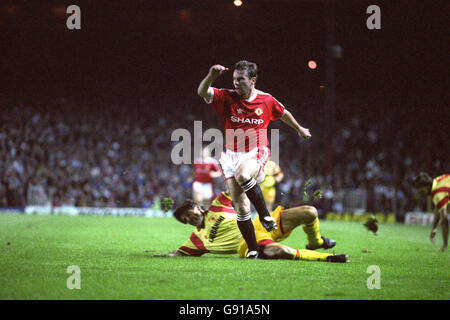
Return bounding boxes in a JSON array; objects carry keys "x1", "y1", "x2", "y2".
[
  {"x1": 294, "y1": 249, "x2": 330, "y2": 262},
  {"x1": 302, "y1": 218, "x2": 324, "y2": 248}
]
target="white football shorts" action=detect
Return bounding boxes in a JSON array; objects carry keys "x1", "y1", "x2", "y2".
[
  {"x1": 219, "y1": 146, "x2": 270, "y2": 184},
  {"x1": 192, "y1": 181, "x2": 214, "y2": 200}
]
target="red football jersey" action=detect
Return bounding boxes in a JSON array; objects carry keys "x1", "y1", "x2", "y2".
[
  {"x1": 194, "y1": 157, "x2": 220, "y2": 183},
  {"x1": 206, "y1": 88, "x2": 286, "y2": 152}
]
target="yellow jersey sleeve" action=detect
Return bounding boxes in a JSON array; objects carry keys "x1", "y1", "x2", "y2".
[
  {"x1": 178, "y1": 231, "x2": 209, "y2": 256},
  {"x1": 431, "y1": 174, "x2": 450, "y2": 211}
]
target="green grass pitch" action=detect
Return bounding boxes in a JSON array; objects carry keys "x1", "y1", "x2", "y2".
[{"x1": 0, "y1": 213, "x2": 448, "y2": 300}]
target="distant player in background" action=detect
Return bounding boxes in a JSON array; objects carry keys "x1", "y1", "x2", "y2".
[
  {"x1": 193, "y1": 147, "x2": 222, "y2": 208},
  {"x1": 259, "y1": 160, "x2": 284, "y2": 212},
  {"x1": 412, "y1": 172, "x2": 449, "y2": 252},
  {"x1": 197, "y1": 61, "x2": 312, "y2": 259},
  {"x1": 154, "y1": 191, "x2": 348, "y2": 262}
]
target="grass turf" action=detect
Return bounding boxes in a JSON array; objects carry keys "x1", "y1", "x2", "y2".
[{"x1": 0, "y1": 213, "x2": 448, "y2": 300}]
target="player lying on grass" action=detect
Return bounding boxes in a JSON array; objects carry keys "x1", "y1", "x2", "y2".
[
  {"x1": 154, "y1": 192, "x2": 349, "y2": 262},
  {"x1": 412, "y1": 172, "x2": 449, "y2": 252}
]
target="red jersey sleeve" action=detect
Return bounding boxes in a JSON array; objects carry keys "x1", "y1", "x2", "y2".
[
  {"x1": 205, "y1": 88, "x2": 226, "y2": 115},
  {"x1": 269, "y1": 96, "x2": 286, "y2": 121}
]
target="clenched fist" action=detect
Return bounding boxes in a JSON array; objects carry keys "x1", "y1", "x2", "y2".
[
  {"x1": 298, "y1": 127, "x2": 312, "y2": 140},
  {"x1": 209, "y1": 65, "x2": 229, "y2": 78}
]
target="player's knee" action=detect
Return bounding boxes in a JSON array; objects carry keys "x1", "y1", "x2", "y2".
[
  {"x1": 304, "y1": 206, "x2": 318, "y2": 221},
  {"x1": 234, "y1": 170, "x2": 252, "y2": 185},
  {"x1": 234, "y1": 161, "x2": 257, "y2": 185},
  {"x1": 232, "y1": 200, "x2": 251, "y2": 215}
]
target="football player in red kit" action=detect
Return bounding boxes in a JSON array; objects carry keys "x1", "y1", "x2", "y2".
[
  {"x1": 193, "y1": 147, "x2": 222, "y2": 208},
  {"x1": 197, "y1": 61, "x2": 311, "y2": 258}
]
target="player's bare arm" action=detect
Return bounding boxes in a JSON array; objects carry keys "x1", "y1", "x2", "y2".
[
  {"x1": 439, "y1": 206, "x2": 448, "y2": 251},
  {"x1": 197, "y1": 65, "x2": 229, "y2": 100},
  {"x1": 280, "y1": 109, "x2": 311, "y2": 139},
  {"x1": 430, "y1": 208, "x2": 440, "y2": 243}
]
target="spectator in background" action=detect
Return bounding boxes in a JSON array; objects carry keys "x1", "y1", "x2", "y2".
[{"x1": 192, "y1": 147, "x2": 222, "y2": 209}]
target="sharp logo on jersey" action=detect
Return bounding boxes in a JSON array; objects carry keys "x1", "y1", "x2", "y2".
[
  {"x1": 255, "y1": 108, "x2": 263, "y2": 116},
  {"x1": 208, "y1": 216, "x2": 225, "y2": 243},
  {"x1": 230, "y1": 116, "x2": 264, "y2": 125}
]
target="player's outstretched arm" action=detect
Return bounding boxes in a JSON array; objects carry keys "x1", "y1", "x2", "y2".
[
  {"x1": 439, "y1": 206, "x2": 448, "y2": 251},
  {"x1": 280, "y1": 109, "x2": 311, "y2": 139},
  {"x1": 153, "y1": 250, "x2": 186, "y2": 257},
  {"x1": 197, "y1": 65, "x2": 229, "y2": 101},
  {"x1": 430, "y1": 208, "x2": 440, "y2": 243}
]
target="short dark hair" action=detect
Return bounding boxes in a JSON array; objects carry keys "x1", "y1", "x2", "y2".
[
  {"x1": 412, "y1": 172, "x2": 433, "y2": 189},
  {"x1": 173, "y1": 199, "x2": 197, "y2": 223},
  {"x1": 234, "y1": 60, "x2": 258, "y2": 79}
]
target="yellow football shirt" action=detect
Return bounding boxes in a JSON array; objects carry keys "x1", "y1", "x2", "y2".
[
  {"x1": 431, "y1": 174, "x2": 450, "y2": 211},
  {"x1": 178, "y1": 192, "x2": 242, "y2": 256},
  {"x1": 260, "y1": 160, "x2": 281, "y2": 189}
]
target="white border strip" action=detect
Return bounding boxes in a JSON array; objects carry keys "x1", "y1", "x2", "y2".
[{"x1": 24, "y1": 206, "x2": 172, "y2": 217}]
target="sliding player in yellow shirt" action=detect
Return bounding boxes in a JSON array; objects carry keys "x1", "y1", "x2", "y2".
[
  {"x1": 155, "y1": 192, "x2": 349, "y2": 262},
  {"x1": 259, "y1": 160, "x2": 284, "y2": 212},
  {"x1": 412, "y1": 172, "x2": 449, "y2": 251}
]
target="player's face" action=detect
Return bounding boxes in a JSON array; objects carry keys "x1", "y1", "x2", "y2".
[
  {"x1": 233, "y1": 70, "x2": 255, "y2": 98},
  {"x1": 180, "y1": 205, "x2": 204, "y2": 227}
]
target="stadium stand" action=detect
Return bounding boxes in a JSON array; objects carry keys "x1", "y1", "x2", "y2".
[{"x1": 1, "y1": 91, "x2": 447, "y2": 221}]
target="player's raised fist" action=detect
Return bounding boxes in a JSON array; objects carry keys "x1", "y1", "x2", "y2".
[
  {"x1": 298, "y1": 127, "x2": 312, "y2": 140},
  {"x1": 209, "y1": 65, "x2": 229, "y2": 78}
]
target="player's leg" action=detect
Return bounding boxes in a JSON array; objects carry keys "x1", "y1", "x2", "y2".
[
  {"x1": 265, "y1": 200, "x2": 274, "y2": 213},
  {"x1": 261, "y1": 186, "x2": 275, "y2": 212},
  {"x1": 439, "y1": 209, "x2": 448, "y2": 252},
  {"x1": 192, "y1": 182, "x2": 203, "y2": 205},
  {"x1": 429, "y1": 211, "x2": 440, "y2": 243},
  {"x1": 259, "y1": 242, "x2": 348, "y2": 263},
  {"x1": 202, "y1": 199, "x2": 211, "y2": 209},
  {"x1": 281, "y1": 206, "x2": 335, "y2": 250},
  {"x1": 226, "y1": 178, "x2": 259, "y2": 258},
  {"x1": 234, "y1": 158, "x2": 277, "y2": 231},
  {"x1": 193, "y1": 192, "x2": 203, "y2": 204},
  {"x1": 201, "y1": 182, "x2": 214, "y2": 209}
]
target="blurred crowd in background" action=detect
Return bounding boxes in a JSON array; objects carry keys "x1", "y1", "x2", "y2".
[
  {"x1": 1, "y1": 90, "x2": 447, "y2": 220},
  {"x1": 1, "y1": 1, "x2": 447, "y2": 220}
]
